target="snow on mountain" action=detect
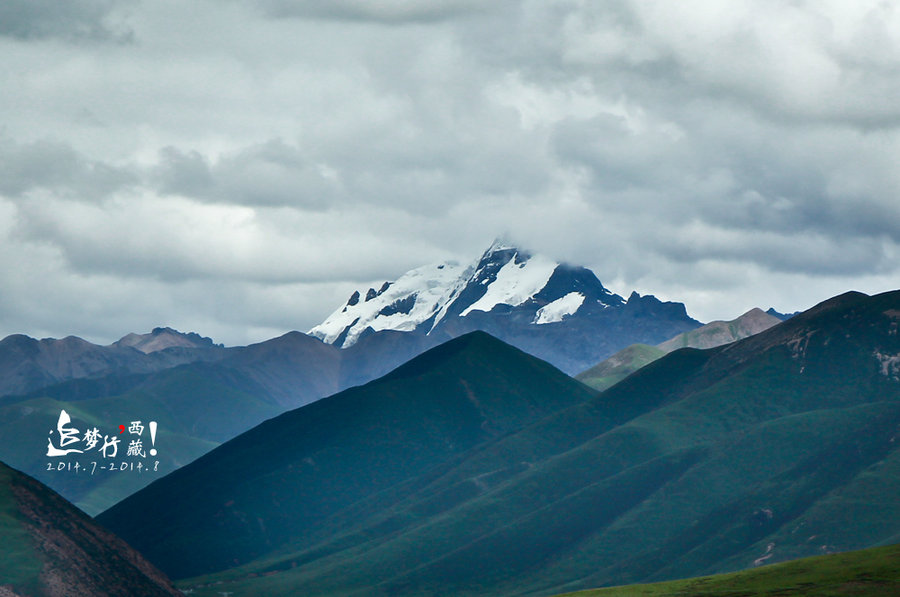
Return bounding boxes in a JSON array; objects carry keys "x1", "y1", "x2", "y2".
[
  {"x1": 310, "y1": 240, "x2": 625, "y2": 349},
  {"x1": 534, "y1": 292, "x2": 585, "y2": 324},
  {"x1": 308, "y1": 240, "x2": 702, "y2": 374},
  {"x1": 309, "y1": 260, "x2": 471, "y2": 347},
  {"x1": 460, "y1": 253, "x2": 558, "y2": 316}
]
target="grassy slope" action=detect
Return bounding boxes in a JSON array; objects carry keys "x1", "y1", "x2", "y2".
[
  {"x1": 97, "y1": 331, "x2": 599, "y2": 580},
  {"x1": 575, "y1": 344, "x2": 666, "y2": 391},
  {"x1": 556, "y1": 542, "x2": 900, "y2": 597},
  {"x1": 0, "y1": 460, "x2": 184, "y2": 596},
  {"x1": 160, "y1": 291, "x2": 900, "y2": 596},
  {"x1": 0, "y1": 462, "x2": 42, "y2": 592},
  {"x1": 577, "y1": 310, "x2": 782, "y2": 392}
]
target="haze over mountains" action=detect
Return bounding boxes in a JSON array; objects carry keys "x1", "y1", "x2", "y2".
[
  {"x1": 98, "y1": 290, "x2": 900, "y2": 596},
  {"x1": 0, "y1": 242, "x2": 706, "y2": 514}
]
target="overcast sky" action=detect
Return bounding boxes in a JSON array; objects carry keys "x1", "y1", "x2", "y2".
[{"x1": 2, "y1": 0, "x2": 899, "y2": 346}]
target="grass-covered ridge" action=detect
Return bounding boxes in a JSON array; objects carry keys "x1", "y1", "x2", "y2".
[
  {"x1": 100, "y1": 291, "x2": 900, "y2": 596},
  {"x1": 98, "y1": 331, "x2": 598, "y2": 580},
  {"x1": 557, "y1": 542, "x2": 900, "y2": 596},
  {"x1": 0, "y1": 460, "x2": 182, "y2": 596},
  {"x1": 575, "y1": 343, "x2": 665, "y2": 391}
]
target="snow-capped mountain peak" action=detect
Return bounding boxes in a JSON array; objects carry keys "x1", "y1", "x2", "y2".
[
  {"x1": 309, "y1": 260, "x2": 470, "y2": 347},
  {"x1": 534, "y1": 292, "x2": 586, "y2": 324},
  {"x1": 309, "y1": 241, "x2": 625, "y2": 348},
  {"x1": 459, "y1": 249, "x2": 558, "y2": 316}
]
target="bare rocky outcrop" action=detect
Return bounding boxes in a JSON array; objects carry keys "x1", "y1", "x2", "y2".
[{"x1": 658, "y1": 307, "x2": 782, "y2": 352}]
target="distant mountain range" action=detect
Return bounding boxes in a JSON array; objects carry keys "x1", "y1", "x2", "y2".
[
  {"x1": 0, "y1": 330, "x2": 402, "y2": 515},
  {"x1": 310, "y1": 240, "x2": 701, "y2": 374},
  {"x1": 0, "y1": 460, "x2": 181, "y2": 596},
  {"x1": 0, "y1": 327, "x2": 225, "y2": 399},
  {"x1": 98, "y1": 289, "x2": 900, "y2": 596}
]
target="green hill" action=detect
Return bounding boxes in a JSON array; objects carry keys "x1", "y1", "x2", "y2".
[
  {"x1": 557, "y1": 542, "x2": 900, "y2": 596},
  {"x1": 97, "y1": 331, "x2": 597, "y2": 579},
  {"x1": 575, "y1": 343, "x2": 665, "y2": 390},
  {"x1": 577, "y1": 307, "x2": 782, "y2": 391},
  {"x1": 99, "y1": 291, "x2": 900, "y2": 596},
  {"x1": 0, "y1": 460, "x2": 181, "y2": 596}
]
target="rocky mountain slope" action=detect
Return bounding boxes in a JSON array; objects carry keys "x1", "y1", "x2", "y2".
[{"x1": 0, "y1": 328, "x2": 225, "y2": 398}]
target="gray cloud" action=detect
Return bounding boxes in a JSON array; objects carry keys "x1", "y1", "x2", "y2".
[
  {"x1": 153, "y1": 140, "x2": 340, "y2": 209},
  {"x1": 0, "y1": 0, "x2": 132, "y2": 42},
  {"x1": 0, "y1": 137, "x2": 136, "y2": 199},
  {"x1": 251, "y1": 0, "x2": 489, "y2": 24},
  {"x1": 2, "y1": 0, "x2": 900, "y2": 344}
]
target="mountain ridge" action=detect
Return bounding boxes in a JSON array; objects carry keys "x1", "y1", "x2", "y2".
[
  {"x1": 96, "y1": 331, "x2": 598, "y2": 579},
  {"x1": 309, "y1": 241, "x2": 627, "y2": 347},
  {"x1": 577, "y1": 307, "x2": 783, "y2": 390},
  {"x1": 0, "y1": 329, "x2": 228, "y2": 399},
  {"x1": 97, "y1": 289, "x2": 900, "y2": 596},
  {"x1": 111, "y1": 327, "x2": 220, "y2": 354}
]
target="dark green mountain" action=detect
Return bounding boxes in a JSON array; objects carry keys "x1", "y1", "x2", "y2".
[
  {"x1": 96, "y1": 290, "x2": 900, "y2": 596},
  {"x1": 0, "y1": 460, "x2": 181, "y2": 596},
  {"x1": 0, "y1": 262, "x2": 698, "y2": 517},
  {"x1": 97, "y1": 331, "x2": 597, "y2": 579}
]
